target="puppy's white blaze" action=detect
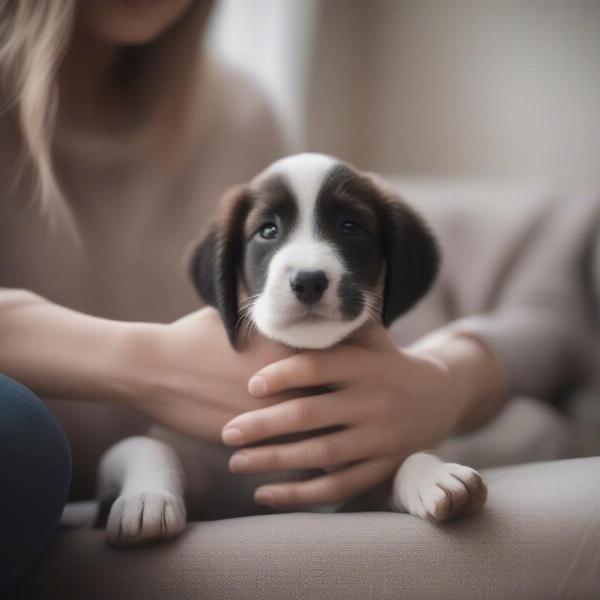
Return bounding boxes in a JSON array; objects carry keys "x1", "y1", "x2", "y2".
[
  {"x1": 280, "y1": 235, "x2": 345, "y2": 275},
  {"x1": 257, "y1": 153, "x2": 337, "y2": 220},
  {"x1": 252, "y1": 153, "x2": 368, "y2": 349}
]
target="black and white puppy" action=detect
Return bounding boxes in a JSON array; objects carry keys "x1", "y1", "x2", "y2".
[
  {"x1": 98, "y1": 153, "x2": 486, "y2": 546},
  {"x1": 193, "y1": 153, "x2": 438, "y2": 350}
]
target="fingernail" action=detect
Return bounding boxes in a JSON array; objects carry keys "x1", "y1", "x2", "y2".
[
  {"x1": 222, "y1": 427, "x2": 243, "y2": 446},
  {"x1": 248, "y1": 375, "x2": 267, "y2": 397},
  {"x1": 255, "y1": 489, "x2": 274, "y2": 506},
  {"x1": 229, "y1": 453, "x2": 250, "y2": 473}
]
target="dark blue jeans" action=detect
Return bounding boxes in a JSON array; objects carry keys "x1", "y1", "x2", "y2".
[{"x1": 0, "y1": 374, "x2": 71, "y2": 594}]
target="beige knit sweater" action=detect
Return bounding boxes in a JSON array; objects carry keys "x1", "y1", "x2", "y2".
[
  {"x1": 387, "y1": 185, "x2": 600, "y2": 400},
  {"x1": 1, "y1": 57, "x2": 599, "y2": 495},
  {"x1": 0, "y1": 56, "x2": 287, "y2": 494}
]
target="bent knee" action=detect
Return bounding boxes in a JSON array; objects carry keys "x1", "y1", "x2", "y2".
[{"x1": 0, "y1": 374, "x2": 71, "y2": 524}]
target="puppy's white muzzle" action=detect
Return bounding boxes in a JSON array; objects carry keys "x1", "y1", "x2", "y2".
[{"x1": 250, "y1": 238, "x2": 371, "y2": 349}]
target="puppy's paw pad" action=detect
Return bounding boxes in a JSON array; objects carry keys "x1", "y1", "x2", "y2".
[
  {"x1": 412, "y1": 464, "x2": 487, "y2": 523},
  {"x1": 106, "y1": 490, "x2": 186, "y2": 547}
]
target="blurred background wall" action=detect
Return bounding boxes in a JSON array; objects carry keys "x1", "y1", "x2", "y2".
[{"x1": 208, "y1": 0, "x2": 600, "y2": 189}]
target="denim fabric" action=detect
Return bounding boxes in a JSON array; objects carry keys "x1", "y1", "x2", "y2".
[{"x1": 0, "y1": 374, "x2": 71, "y2": 594}]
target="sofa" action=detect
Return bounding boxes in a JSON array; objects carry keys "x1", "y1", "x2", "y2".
[{"x1": 9, "y1": 181, "x2": 600, "y2": 599}]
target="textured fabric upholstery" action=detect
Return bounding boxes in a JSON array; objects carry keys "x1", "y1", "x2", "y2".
[{"x1": 10, "y1": 457, "x2": 600, "y2": 600}]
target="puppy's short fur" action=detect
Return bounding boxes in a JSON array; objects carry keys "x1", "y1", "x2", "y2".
[
  {"x1": 192, "y1": 153, "x2": 438, "y2": 350},
  {"x1": 98, "y1": 154, "x2": 486, "y2": 546}
]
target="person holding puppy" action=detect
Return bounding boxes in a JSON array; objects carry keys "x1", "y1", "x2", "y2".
[{"x1": 1, "y1": 1, "x2": 599, "y2": 598}]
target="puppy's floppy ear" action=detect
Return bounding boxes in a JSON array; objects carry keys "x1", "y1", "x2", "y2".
[
  {"x1": 371, "y1": 180, "x2": 441, "y2": 326},
  {"x1": 190, "y1": 185, "x2": 252, "y2": 347}
]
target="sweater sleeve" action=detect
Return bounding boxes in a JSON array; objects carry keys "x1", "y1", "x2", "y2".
[{"x1": 444, "y1": 196, "x2": 600, "y2": 399}]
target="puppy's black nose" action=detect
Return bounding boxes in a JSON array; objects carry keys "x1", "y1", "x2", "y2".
[{"x1": 290, "y1": 270, "x2": 329, "y2": 304}]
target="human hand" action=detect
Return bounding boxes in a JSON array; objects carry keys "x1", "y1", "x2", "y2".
[
  {"x1": 221, "y1": 325, "x2": 485, "y2": 508},
  {"x1": 0, "y1": 290, "x2": 295, "y2": 442},
  {"x1": 125, "y1": 307, "x2": 294, "y2": 442}
]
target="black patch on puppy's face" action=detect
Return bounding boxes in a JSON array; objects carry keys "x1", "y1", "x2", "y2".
[
  {"x1": 243, "y1": 175, "x2": 299, "y2": 297},
  {"x1": 192, "y1": 155, "x2": 440, "y2": 348},
  {"x1": 315, "y1": 164, "x2": 385, "y2": 320},
  {"x1": 315, "y1": 163, "x2": 440, "y2": 326},
  {"x1": 190, "y1": 185, "x2": 252, "y2": 345}
]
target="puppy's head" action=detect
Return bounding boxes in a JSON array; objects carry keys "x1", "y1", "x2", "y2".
[{"x1": 191, "y1": 153, "x2": 440, "y2": 349}]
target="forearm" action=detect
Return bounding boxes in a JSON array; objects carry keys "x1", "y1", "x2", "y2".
[
  {"x1": 443, "y1": 308, "x2": 589, "y2": 400},
  {"x1": 0, "y1": 288, "x2": 153, "y2": 406},
  {"x1": 409, "y1": 330, "x2": 507, "y2": 433},
  {"x1": 0, "y1": 291, "x2": 291, "y2": 440}
]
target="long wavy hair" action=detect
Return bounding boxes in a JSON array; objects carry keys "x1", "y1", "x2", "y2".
[
  {"x1": 0, "y1": 0, "x2": 76, "y2": 221},
  {"x1": 0, "y1": 0, "x2": 213, "y2": 232}
]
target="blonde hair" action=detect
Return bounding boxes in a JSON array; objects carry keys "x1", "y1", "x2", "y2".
[
  {"x1": 0, "y1": 0, "x2": 75, "y2": 221},
  {"x1": 0, "y1": 1, "x2": 213, "y2": 230}
]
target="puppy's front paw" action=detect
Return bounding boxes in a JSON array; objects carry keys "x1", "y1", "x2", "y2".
[
  {"x1": 106, "y1": 490, "x2": 186, "y2": 547},
  {"x1": 397, "y1": 462, "x2": 487, "y2": 523}
]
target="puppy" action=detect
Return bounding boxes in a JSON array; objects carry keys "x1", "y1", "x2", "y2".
[{"x1": 98, "y1": 153, "x2": 486, "y2": 546}]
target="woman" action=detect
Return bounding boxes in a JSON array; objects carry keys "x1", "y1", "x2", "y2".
[
  {"x1": 1, "y1": 1, "x2": 599, "y2": 597},
  {"x1": 0, "y1": 0, "x2": 291, "y2": 589}
]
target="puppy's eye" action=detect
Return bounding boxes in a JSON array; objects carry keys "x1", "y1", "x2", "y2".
[
  {"x1": 341, "y1": 220, "x2": 362, "y2": 236},
  {"x1": 259, "y1": 223, "x2": 279, "y2": 240}
]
